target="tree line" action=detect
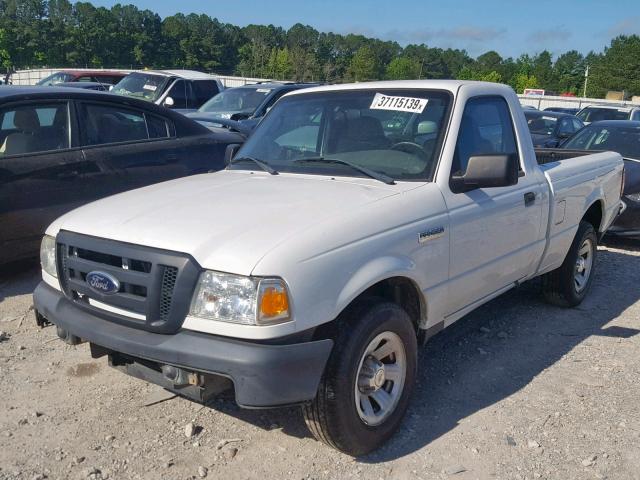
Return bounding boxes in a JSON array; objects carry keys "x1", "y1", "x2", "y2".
[{"x1": 1, "y1": 0, "x2": 639, "y2": 98}]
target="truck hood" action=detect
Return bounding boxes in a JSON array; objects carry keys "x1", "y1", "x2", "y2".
[{"x1": 48, "y1": 170, "x2": 404, "y2": 275}]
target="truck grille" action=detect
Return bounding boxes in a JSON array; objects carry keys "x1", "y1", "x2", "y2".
[{"x1": 56, "y1": 230, "x2": 201, "y2": 334}]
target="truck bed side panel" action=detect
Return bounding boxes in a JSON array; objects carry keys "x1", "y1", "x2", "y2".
[{"x1": 537, "y1": 151, "x2": 623, "y2": 274}]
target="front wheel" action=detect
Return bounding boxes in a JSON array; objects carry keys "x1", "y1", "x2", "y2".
[
  {"x1": 542, "y1": 220, "x2": 597, "y2": 307},
  {"x1": 303, "y1": 299, "x2": 417, "y2": 456}
]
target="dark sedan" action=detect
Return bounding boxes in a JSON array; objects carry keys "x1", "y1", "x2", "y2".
[
  {"x1": 544, "y1": 107, "x2": 580, "y2": 115},
  {"x1": 524, "y1": 110, "x2": 584, "y2": 147},
  {"x1": 0, "y1": 87, "x2": 245, "y2": 265},
  {"x1": 186, "y1": 82, "x2": 321, "y2": 132},
  {"x1": 561, "y1": 120, "x2": 640, "y2": 237},
  {"x1": 56, "y1": 81, "x2": 111, "y2": 91}
]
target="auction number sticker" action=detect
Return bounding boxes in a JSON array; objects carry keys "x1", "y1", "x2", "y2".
[
  {"x1": 143, "y1": 84, "x2": 157, "y2": 91},
  {"x1": 370, "y1": 93, "x2": 428, "y2": 113}
]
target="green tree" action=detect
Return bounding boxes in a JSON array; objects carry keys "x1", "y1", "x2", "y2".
[
  {"x1": 554, "y1": 50, "x2": 585, "y2": 94},
  {"x1": 267, "y1": 47, "x2": 292, "y2": 79},
  {"x1": 349, "y1": 45, "x2": 376, "y2": 81},
  {"x1": 513, "y1": 73, "x2": 539, "y2": 93},
  {"x1": 456, "y1": 67, "x2": 501, "y2": 83},
  {"x1": 385, "y1": 56, "x2": 419, "y2": 79},
  {"x1": 0, "y1": 28, "x2": 12, "y2": 71},
  {"x1": 480, "y1": 70, "x2": 502, "y2": 83},
  {"x1": 532, "y1": 50, "x2": 556, "y2": 91},
  {"x1": 587, "y1": 35, "x2": 640, "y2": 97}
]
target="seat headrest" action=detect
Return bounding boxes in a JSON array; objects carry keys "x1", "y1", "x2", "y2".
[
  {"x1": 348, "y1": 116, "x2": 385, "y2": 140},
  {"x1": 417, "y1": 120, "x2": 437, "y2": 135},
  {"x1": 14, "y1": 109, "x2": 40, "y2": 132}
]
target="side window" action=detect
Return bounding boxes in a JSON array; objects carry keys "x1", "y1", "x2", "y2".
[
  {"x1": 167, "y1": 80, "x2": 187, "y2": 109},
  {"x1": 452, "y1": 96, "x2": 518, "y2": 176},
  {"x1": 558, "y1": 118, "x2": 574, "y2": 136},
  {"x1": 0, "y1": 103, "x2": 70, "y2": 156},
  {"x1": 191, "y1": 81, "x2": 219, "y2": 108},
  {"x1": 262, "y1": 90, "x2": 288, "y2": 114},
  {"x1": 81, "y1": 103, "x2": 165, "y2": 146},
  {"x1": 572, "y1": 119, "x2": 583, "y2": 131},
  {"x1": 632, "y1": 110, "x2": 640, "y2": 122},
  {"x1": 146, "y1": 114, "x2": 171, "y2": 139},
  {"x1": 273, "y1": 104, "x2": 324, "y2": 153}
]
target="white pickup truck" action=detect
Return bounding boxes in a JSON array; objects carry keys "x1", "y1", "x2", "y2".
[{"x1": 34, "y1": 80, "x2": 624, "y2": 456}]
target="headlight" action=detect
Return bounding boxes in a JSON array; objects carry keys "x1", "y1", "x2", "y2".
[
  {"x1": 40, "y1": 235, "x2": 57, "y2": 278},
  {"x1": 189, "y1": 271, "x2": 291, "y2": 326}
]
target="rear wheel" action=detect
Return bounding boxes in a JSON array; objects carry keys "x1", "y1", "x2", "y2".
[
  {"x1": 303, "y1": 299, "x2": 417, "y2": 456},
  {"x1": 542, "y1": 220, "x2": 597, "y2": 307}
]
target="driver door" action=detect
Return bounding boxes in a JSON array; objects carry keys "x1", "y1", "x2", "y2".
[{"x1": 444, "y1": 96, "x2": 545, "y2": 319}]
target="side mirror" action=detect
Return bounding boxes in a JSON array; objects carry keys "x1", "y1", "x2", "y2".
[
  {"x1": 230, "y1": 113, "x2": 249, "y2": 121},
  {"x1": 109, "y1": 85, "x2": 114, "y2": 91},
  {"x1": 163, "y1": 96, "x2": 175, "y2": 107},
  {"x1": 224, "y1": 143, "x2": 241, "y2": 164},
  {"x1": 451, "y1": 154, "x2": 519, "y2": 193}
]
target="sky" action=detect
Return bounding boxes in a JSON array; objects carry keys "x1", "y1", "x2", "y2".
[{"x1": 93, "y1": 0, "x2": 640, "y2": 58}]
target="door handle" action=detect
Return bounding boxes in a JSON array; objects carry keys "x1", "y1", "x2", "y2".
[{"x1": 524, "y1": 191, "x2": 536, "y2": 206}]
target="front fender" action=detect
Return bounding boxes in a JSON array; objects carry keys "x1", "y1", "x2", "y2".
[{"x1": 335, "y1": 255, "x2": 423, "y2": 319}]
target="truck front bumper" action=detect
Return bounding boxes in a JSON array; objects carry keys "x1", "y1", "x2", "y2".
[{"x1": 33, "y1": 282, "x2": 333, "y2": 408}]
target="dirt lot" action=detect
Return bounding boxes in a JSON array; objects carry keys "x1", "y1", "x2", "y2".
[{"x1": 1, "y1": 242, "x2": 639, "y2": 480}]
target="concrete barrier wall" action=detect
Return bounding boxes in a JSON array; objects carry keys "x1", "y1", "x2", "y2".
[{"x1": 518, "y1": 94, "x2": 640, "y2": 110}]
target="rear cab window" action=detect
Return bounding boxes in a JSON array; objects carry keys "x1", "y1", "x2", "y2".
[{"x1": 191, "y1": 81, "x2": 220, "y2": 108}]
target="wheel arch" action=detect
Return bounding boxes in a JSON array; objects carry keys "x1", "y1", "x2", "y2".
[
  {"x1": 333, "y1": 256, "x2": 427, "y2": 333},
  {"x1": 583, "y1": 199, "x2": 604, "y2": 234}
]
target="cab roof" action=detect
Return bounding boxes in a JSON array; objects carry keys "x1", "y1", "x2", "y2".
[
  {"x1": 284, "y1": 79, "x2": 512, "y2": 97},
  {"x1": 146, "y1": 70, "x2": 217, "y2": 80},
  {"x1": 524, "y1": 110, "x2": 576, "y2": 119},
  {"x1": 581, "y1": 104, "x2": 639, "y2": 112}
]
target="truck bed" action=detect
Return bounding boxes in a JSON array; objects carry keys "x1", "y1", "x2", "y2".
[{"x1": 534, "y1": 148, "x2": 623, "y2": 275}]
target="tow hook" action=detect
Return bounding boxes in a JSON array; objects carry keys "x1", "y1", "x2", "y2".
[
  {"x1": 35, "y1": 310, "x2": 52, "y2": 328},
  {"x1": 161, "y1": 365, "x2": 202, "y2": 387},
  {"x1": 55, "y1": 325, "x2": 83, "y2": 345}
]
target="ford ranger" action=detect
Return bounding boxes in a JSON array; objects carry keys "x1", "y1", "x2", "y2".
[{"x1": 33, "y1": 81, "x2": 625, "y2": 456}]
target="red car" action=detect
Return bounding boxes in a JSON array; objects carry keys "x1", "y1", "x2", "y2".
[{"x1": 36, "y1": 70, "x2": 127, "y2": 86}]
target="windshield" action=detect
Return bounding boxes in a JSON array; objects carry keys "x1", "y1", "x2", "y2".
[
  {"x1": 111, "y1": 73, "x2": 169, "y2": 101},
  {"x1": 37, "y1": 72, "x2": 74, "y2": 86},
  {"x1": 562, "y1": 124, "x2": 640, "y2": 160},
  {"x1": 199, "y1": 87, "x2": 272, "y2": 114},
  {"x1": 231, "y1": 89, "x2": 452, "y2": 181},
  {"x1": 577, "y1": 107, "x2": 630, "y2": 123},
  {"x1": 525, "y1": 112, "x2": 558, "y2": 135}
]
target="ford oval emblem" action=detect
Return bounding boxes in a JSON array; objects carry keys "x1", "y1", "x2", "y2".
[{"x1": 86, "y1": 271, "x2": 120, "y2": 295}]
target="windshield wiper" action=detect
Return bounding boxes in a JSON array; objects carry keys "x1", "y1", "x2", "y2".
[
  {"x1": 230, "y1": 156, "x2": 278, "y2": 175},
  {"x1": 294, "y1": 157, "x2": 395, "y2": 185}
]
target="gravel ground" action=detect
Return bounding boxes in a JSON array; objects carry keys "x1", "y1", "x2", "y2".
[{"x1": 0, "y1": 241, "x2": 639, "y2": 480}]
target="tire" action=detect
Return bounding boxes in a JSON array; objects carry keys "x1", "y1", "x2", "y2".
[
  {"x1": 542, "y1": 220, "x2": 597, "y2": 307},
  {"x1": 303, "y1": 298, "x2": 417, "y2": 456}
]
